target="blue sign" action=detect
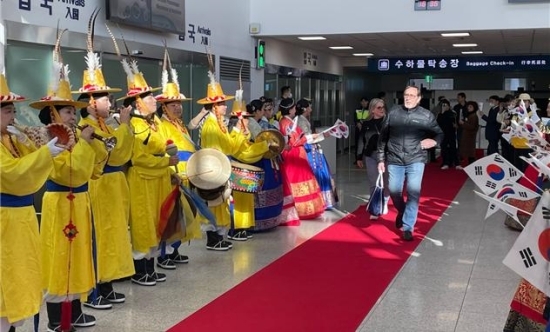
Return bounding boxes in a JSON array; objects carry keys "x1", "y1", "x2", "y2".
[{"x1": 368, "y1": 55, "x2": 550, "y2": 72}]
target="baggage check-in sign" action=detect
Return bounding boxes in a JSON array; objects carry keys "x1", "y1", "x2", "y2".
[{"x1": 369, "y1": 56, "x2": 550, "y2": 72}]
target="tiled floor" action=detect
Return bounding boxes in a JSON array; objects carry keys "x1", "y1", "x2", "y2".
[{"x1": 18, "y1": 154, "x2": 521, "y2": 332}]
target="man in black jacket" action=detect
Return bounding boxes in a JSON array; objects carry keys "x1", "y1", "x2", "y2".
[
  {"x1": 377, "y1": 86, "x2": 444, "y2": 241},
  {"x1": 479, "y1": 95, "x2": 501, "y2": 156}
]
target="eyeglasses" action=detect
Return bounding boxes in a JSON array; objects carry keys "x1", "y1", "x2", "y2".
[{"x1": 375, "y1": 106, "x2": 385, "y2": 109}]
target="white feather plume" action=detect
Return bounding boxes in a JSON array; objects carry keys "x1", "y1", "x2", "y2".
[
  {"x1": 161, "y1": 69, "x2": 168, "y2": 93},
  {"x1": 130, "y1": 59, "x2": 139, "y2": 74},
  {"x1": 207, "y1": 70, "x2": 216, "y2": 87},
  {"x1": 170, "y1": 68, "x2": 179, "y2": 91},
  {"x1": 235, "y1": 89, "x2": 243, "y2": 102},
  {"x1": 121, "y1": 59, "x2": 134, "y2": 82},
  {"x1": 50, "y1": 60, "x2": 63, "y2": 95},
  {"x1": 84, "y1": 51, "x2": 101, "y2": 83},
  {"x1": 63, "y1": 64, "x2": 71, "y2": 88}
]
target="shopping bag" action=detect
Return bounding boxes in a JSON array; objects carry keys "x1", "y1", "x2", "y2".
[{"x1": 366, "y1": 172, "x2": 384, "y2": 216}]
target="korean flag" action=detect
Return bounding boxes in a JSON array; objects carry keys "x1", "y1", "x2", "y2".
[
  {"x1": 464, "y1": 153, "x2": 523, "y2": 195},
  {"x1": 503, "y1": 191, "x2": 550, "y2": 297}
]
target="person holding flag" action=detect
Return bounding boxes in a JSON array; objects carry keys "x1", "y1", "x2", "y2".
[
  {"x1": 296, "y1": 98, "x2": 336, "y2": 209},
  {"x1": 278, "y1": 98, "x2": 325, "y2": 224}
]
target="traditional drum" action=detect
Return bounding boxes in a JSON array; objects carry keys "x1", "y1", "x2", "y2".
[
  {"x1": 187, "y1": 148, "x2": 232, "y2": 205},
  {"x1": 256, "y1": 129, "x2": 285, "y2": 159},
  {"x1": 230, "y1": 161, "x2": 265, "y2": 193}
]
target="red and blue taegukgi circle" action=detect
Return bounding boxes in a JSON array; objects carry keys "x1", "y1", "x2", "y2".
[
  {"x1": 486, "y1": 164, "x2": 505, "y2": 181},
  {"x1": 538, "y1": 228, "x2": 550, "y2": 261}
]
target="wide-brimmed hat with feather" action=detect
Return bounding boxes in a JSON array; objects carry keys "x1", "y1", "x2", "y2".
[
  {"x1": 73, "y1": 9, "x2": 121, "y2": 95},
  {"x1": 107, "y1": 26, "x2": 160, "y2": 102},
  {"x1": 155, "y1": 46, "x2": 192, "y2": 103},
  {"x1": 29, "y1": 29, "x2": 88, "y2": 110},
  {"x1": 197, "y1": 49, "x2": 234, "y2": 105}
]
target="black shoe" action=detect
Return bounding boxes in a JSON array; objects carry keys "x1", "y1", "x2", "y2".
[
  {"x1": 131, "y1": 273, "x2": 156, "y2": 286},
  {"x1": 228, "y1": 230, "x2": 248, "y2": 241},
  {"x1": 150, "y1": 271, "x2": 167, "y2": 282},
  {"x1": 103, "y1": 290, "x2": 125, "y2": 304},
  {"x1": 206, "y1": 240, "x2": 231, "y2": 251},
  {"x1": 222, "y1": 240, "x2": 233, "y2": 249},
  {"x1": 170, "y1": 253, "x2": 189, "y2": 264},
  {"x1": 73, "y1": 312, "x2": 96, "y2": 327},
  {"x1": 402, "y1": 230, "x2": 413, "y2": 241},
  {"x1": 47, "y1": 324, "x2": 76, "y2": 332},
  {"x1": 395, "y1": 213, "x2": 403, "y2": 229},
  {"x1": 157, "y1": 257, "x2": 176, "y2": 270},
  {"x1": 83, "y1": 295, "x2": 112, "y2": 310}
]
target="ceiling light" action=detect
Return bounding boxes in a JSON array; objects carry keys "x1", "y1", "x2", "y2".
[
  {"x1": 453, "y1": 43, "x2": 478, "y2": 47},
  {"x1": 441, "y1": 32, "x2": 470, "y2": 37},
  {"x1": 298, "y1": 36, "x2": 326, "y2": 40},
  {"x1": 353, "y1": 53, "x2": 374, "y2": 56},
  {"x1": 329, "y1": 46, "x2": 353, "y2": 50},
  {"x1": 461, "y1": 51, "x2": 483, "y2": 54}
]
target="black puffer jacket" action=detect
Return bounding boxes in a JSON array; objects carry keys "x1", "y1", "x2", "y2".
[{"x1": 377, "y1": 105, "x2": 444, "y2": 165}]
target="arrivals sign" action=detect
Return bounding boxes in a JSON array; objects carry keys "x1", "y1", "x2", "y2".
[{"x1": 367, "y1": 55, "x2": 550, "y2": 73}]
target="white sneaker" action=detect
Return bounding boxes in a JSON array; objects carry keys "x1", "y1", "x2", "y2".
[
  {"x1": 370, "y1": 215, "x2": 379, "y2": 220},
  {"x1": 440, "y1": 165, "x2": 449, "y2": 170},
  {"x1": 455, "y1": 165, "x2": 463, "y2": 170},
  {"x1": 382, "y1": 205, "x2": 389, "y2": 215}
]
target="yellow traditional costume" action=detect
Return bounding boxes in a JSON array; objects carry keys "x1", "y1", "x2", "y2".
[
  {"x1": 227, "y1": 91, "x2": 270, "y2": 240},
  {"x1": 117, "y1": 53, "x2": 177, "y2": 285},
  {"x1": 0, "y1": 75, "x2": 53, "y2": 325},
  {"x1": 29, "y1": 63, "x2": 98, "y2": 300},
  {"x1": 196, "y1": 71, "x2": 268, "y2": 249},
  {"x1": 74, "y1": 19, "x2": 135, "y2": 302},
  {"x1": 30, "y1": 32, "x2": 103, "y2": 330},
  {"x1": 156, "y1": 56, "x2": 202, "y2": 244}
]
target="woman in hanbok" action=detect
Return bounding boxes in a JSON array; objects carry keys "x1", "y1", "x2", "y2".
[
  {"x1": 247, "y1": 99, "x2": 284, "y2": 231},
  {"x1": 295, "y1": 98, "x2": 336, "y2": 209},
  {"x1": 278, "y1": 98, "x2": 325, "y2": 224},
  {"x1": 0, "y1": 75, "x2": 62, "y2": 332}
]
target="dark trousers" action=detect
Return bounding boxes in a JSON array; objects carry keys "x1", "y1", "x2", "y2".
[
  {"x1": 486, "y1": 138, "x2": 500, "y2": 156},
  {"x1": 428, "y1": 147, "x2": 436, "y2": 162},
  {"x1": 441, "y1": 134, "x2": 459, "y2": 167},
  {"x1": 500, "y1": 138, "x2": 513, "y2": 164}
]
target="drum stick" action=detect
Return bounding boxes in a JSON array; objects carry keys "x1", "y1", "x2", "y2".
[{"x1": 184, "y1": 169, "x2": 214, "y2": 179}]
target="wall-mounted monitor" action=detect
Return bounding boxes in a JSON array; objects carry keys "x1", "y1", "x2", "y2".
[{"x1": 105, "y1": 0, "x2": 186, "y2": 35}]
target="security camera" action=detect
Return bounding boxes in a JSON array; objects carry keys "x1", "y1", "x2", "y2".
[{"x1": 131, "y1": 50, "x2": 143, "y2": 55}]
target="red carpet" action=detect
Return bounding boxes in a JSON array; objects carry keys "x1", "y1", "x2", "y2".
[{"x1": 168, "y1": 164, "x2": 467, "y2": 332}]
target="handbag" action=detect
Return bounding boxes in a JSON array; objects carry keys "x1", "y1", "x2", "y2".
[{"x1": 366, "y1": 171, "x2": 384, "y2": 216}]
